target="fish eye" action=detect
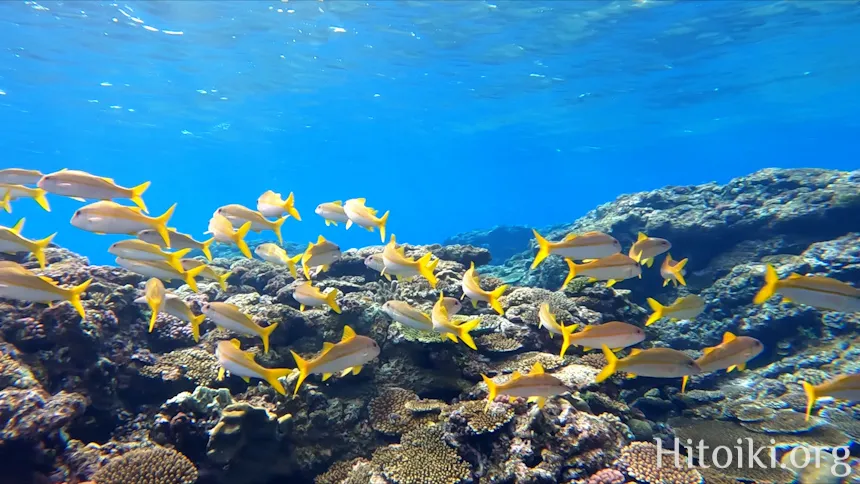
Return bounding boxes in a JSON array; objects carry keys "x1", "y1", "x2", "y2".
[{"x1": 73, "y1": 210, "x2": 80, "y2": 218}]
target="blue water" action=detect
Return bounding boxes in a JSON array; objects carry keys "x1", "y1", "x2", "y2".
[{"x1": 2, "y1": 0, "x2": 859, "y2": 265}]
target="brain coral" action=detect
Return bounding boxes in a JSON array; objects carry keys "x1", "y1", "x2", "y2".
[{"x1": 92, "y1": 446, "x2": 197, "y2": 484}]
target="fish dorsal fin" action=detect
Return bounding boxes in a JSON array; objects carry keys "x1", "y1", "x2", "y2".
[
  {"x1": 665, "y1": 253, "x2": 673, "y2": 263},
  {"x1": 788, "y1": 273, "x2": 804, "y2": 279},
  {"x1": 367, "y1": 207, "x2": 378, "y2": 216},
  {"x1": 38, "y1": 275, "x2": 57, "y2": 284},
  {"x1": 580, "y1": 325, "x2": 592, "y2": 333},
  {"x1": 341, "y1": 325, "x2": 356, "y2": 342},
  {"x1": 332, "y1": 200, "x2": 342, "y2": 206},
  {"x1": 230, "y1": 338, "x2": 241, "y2": 349},
  {"x1": 629, "y1": 348, "x2": 642, "y2": 356},
  {"x1": 315, "y1": 235, "x2": 326, "y2": 244},
  {"x1": 396, "y1": 246, "x2": 406, "y2": 256},
  {"x1": 355, "y1": 198, "x2": 366, "y2": 204},
  {"x1": 510, "y1": 371, "x2": 522, "y2": 381},
  {"x1": 321, "y1": 342, "x2": 335, "y2": 355},
  {"x1": 702, "y1": 347, "x2": 715, "y2": 356},
  {"x1": 637, "y1": 232, "x2": 648, "y2": 241},
  {"x1": 59, "y1": 168, "x2": 68, "y2": 172},
  {"x1": 10, "y1": 218, "x2": 25, "y2": 234},
  {"x1": 529, "y1": 362, "x2": 544, "y2": 375},
  {"x1": 469, "y1": 261, "x2": 476, "y2": 272},
  {"x1": 562, "y1": 233, "x2": 578, "y2": 241},
  {"x1": 243, "y1": 350, "x2": 256, "y2": 362},
  {"x1": 722, "y1": 332, "x2": 736, "y2": 344},
  {"x1": 99, "y1": 176, "x2": 116, "y2": 184}
]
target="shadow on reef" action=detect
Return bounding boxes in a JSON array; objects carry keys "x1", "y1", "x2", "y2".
[{"x1": 0, "y1": 168, "x2": 859, "y2": 484}]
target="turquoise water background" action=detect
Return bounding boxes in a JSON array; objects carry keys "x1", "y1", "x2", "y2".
[{"x1": 1, "y1": 0, "x2": 859, "y2": 265}]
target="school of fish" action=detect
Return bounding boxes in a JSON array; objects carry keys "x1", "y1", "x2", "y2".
[{"x1": 0, "y1": 167, "x2": 857, "y2": 416}]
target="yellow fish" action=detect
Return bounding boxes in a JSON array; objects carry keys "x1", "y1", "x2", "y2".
[
  {"x1": 0, "y1": 218, "x2": 55, "y2": 269},
  {"x1": 0, "y1": 184, "x2": 50, "y2": 212},
  {"x1": 292, "y1": 281, "x2": 341, "y2": 313},
  {"x1": 343, "y1": 198, "x2": 390, "y2": 243},
  {"x1": 481, "y1": 362, "x2": 568, "y2": 410},
  {"x1": 645, "y1": 295, "x2": 705, "y2": 326},
  {"x1": 255, "y1": 243, "x2": 302, "y2": 279},
  {"x1": 257, "y1": 190, "x2": 301, "y2": 221},
  {"x1": 71, "y1": 201, "x2": 176, "y2": 248},
  {"x1": 628, "y1": 232, "x2": 671, "y2": 268},
  {"x1": 531, "y1": 230, "x2": 621, "y2": 269},
  {"x1": 108, "y1": 239, "x2": 191, "y2": 273},
  {"x1": 201, "y1": 301, "x2": 279, "y2": 353},
  {"x1": 215, "y1": 204, "x2": 287, "y2": 246},
  {"x1": 364, "y1": 253, "x2": 391, "y2": 281},
  {"x1": 561, "y1": 321, "x2": 646, "y2": 358},
  {"x1": 290, "y1": 325, "x2": 380, "y2": 395},
  {"x1": 216, "y1": 339, "x2": 292, "y2": 395},
  {"x1": 537, "y1": 302, "x2": 573, "y2": 340},
  {"x1": 754, "y1": 264, "x2": 860, "y2": 313},
  {"x1": 301, "y1": 235, "x2": 341, "y2": 279},
  {"x1": 660, "y1": 253, "x2": 688, "y2": 287},
  {"x1": 461, "y1": 261, "x2": 508, "y2": 315},
  {"x1": 314, "y1": 200, "x2": 349, "y2": 227},
  {"x1": 207, "y1": 213, "x2": 252, "y2": 259},
  {"x1": 144, "y1": 277, "x2": 166, "y2": 332},
  {"x1": 381, "y1": 300, "x2": 434, "y2": 331},
  {"x1": 0, "y1": 168, "x2": 43, "y2": 186},
  {"x1": 134, "y1": 293, "x2": 205, "y2": 341},
  {"x1": 802, "y1": 374, "x2": 860, "y2": 421},
  {"x1": 562, "y1": 253, "x2": 641, "y2": 290},
  {"x1": 430, "y1": 292, "x2": 481, "y2": 350},
  {"x1": 179, "y1": 259, "x2": 232, "y2": 291},
  {"x1": 381, "y1": 235, "x2": 438, "y2": 288},
  {"x1": 115, "y1": 257, "x2": 207, "y2": 293},
  {"x1": 38, "y1": 169, "x2": 150, "y2": 212},
  {"x1": 0, "y1": 262, "x2": 91, "y2": 317},
  {"x1": 596, "y1": 345, "x2": 701, "y2": 383},
  {"x1": 137, "y1": 228, "x2": 215, "y2": 262},
  {"x1": 682, "y1": 332, "x2": 763, "y2": 393}
]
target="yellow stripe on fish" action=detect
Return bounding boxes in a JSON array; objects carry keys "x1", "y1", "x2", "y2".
[
  {"x1": 628, "y1": 232, "x2": 671, "y2": 268},
  {"x1": 561, "y1": 321, "x2": 646, "y2": 358},
  {"x1": 0, "y1": 168, "x2": 43, "y2": 186},
  {"x1": 257, "y1": 190, "x2": 301, "y2": 221},
  {"x1": 596, "y1": 345, "x2": 700, "y2": 383},
  {"x1": 343, "y1": 198, "x2": 390, "y2": 243},
  {"x1": 255, "y1": 243, "x2": 302, "y2": 279},
  {"x1": 216, "y1": 204, "x2": 288, "y2": 246},
  {"x1": 108, "y1": 239, "x2": 191, "y2": 273},
  {"x1": 207, "y1": 213, "x2": 252, "y2": 259},
  {"x1": 462, "y1": 261, "x2": 508, "y2": 315},
  {"x1": 301, "y1": 235, "x2": 341, "y2": 279},
  {"x1": 179, "y1": 259, "x2": 232, "y2": 291},
  {"x1": 0, "y1": 218, "x2": 55, "y2": 269},
  {"x1": 531, "y1": 230, "x2": 621, "y2": 269},
  {"x1": 754, "y1": 264, "x2": 860, "y2": 313},
  {"x1": 430, "y1": 292, "x2": 481, "y2": 350},
  {"x1": 137, "y1": 228, "x2": 215, "y2": 262},
  {"x1": 38, "y1": 169, "x2": 150, "y2": 212},
  {"x1": 115, "y1": 257, "x2": 207, "y2": 293},
  {"x1": 292, "y1": 281, "x2": 341, "y2": 314},
  {"x1": 290, "y1": 325, "x2": 380, "y2": 395},
  {"x1": 481, "y1": 362, "x2": 569, "y2": 410}
]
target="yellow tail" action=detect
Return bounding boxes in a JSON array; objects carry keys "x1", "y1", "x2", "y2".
[
  {"x1": 261, "y1": 322, "x2": 279, "y2": 354},
  {"x1": 286, "y1": 254, "x2": 302, "y2": 279},
  {"x1": 148, "y1": 296, "x2": 163, "y2": 332},
  {"x1": 29, "y1": 233, "x2": 56, "y2": 269},
  {"x1": 154, "y1": 203, "x2": 177, "y2": 248},
  {"x1": 645, "y1": 298, "x2": 664, "y2": 326},
  {"x1": 290, "y1": 350, "x2": 311, "y2": 395},
  {"x1": 272, "y1": 216, "x2": 287, "y2": 246},
  {"x1": 130, "y1": 181, "x2": 151, "y2": 213},
  {"x1": 166, "y1": 248, "x2": 192, "y2": 273},
  {"x1": 189, "y1": 314, "x2": 205, "y2": 342},
  {"x1": 33, "y1": 189, "x2": 51, "y2": 212},
  {"x1": 802, "y1": 381, "x2": 817, "y2": 422},
  {"x1": 682, "y1": 375, "x2": 690, "y2": 394},
  {"x1": 326, "y1": 289, "x2": 342, "y2": 314},
  {"x1": 481, "y1": 374, "x2": 497, "y2": 411},
  {"x1": 457, "y1": 317, "x2": 481, "y2": 351},
  {"x1": 183, "y1": 264, "x2": 207, "y2": 293},
  {"x1": 559, "y1": 322, "x2": 579, "y2": 358},
  {"x1": 378, "y1": 211, "x2": 390, "y2": 244},
  {"x1": 417, "y1": 253, "x2": 438, "y2": 288},
  {"x1": 217, "y1": 271, "x2": 232, "y2": 291},
  {"x1": 674, "y1": 258, "x2": 689, "y2": 286},
  {"x1": 66, "y1": 278, "x2": 92, "y2": 319},
  {"x1": 595, "y1": 345, "x2": 618, "y2": 383},
  {"x1": 200, "y1": 237, "x2": 214, "y2": 262},
  {"x1": 284, "y1": 192, "x2": 301, "y2": 221},
  {"x1": 530, "y1": 229, "x2": 551, "y2": 270},
  {"x1": 263, "y1": 367, "x2": 294, "y2": 396},
  {"x1": 1, "y1": 191, "x2": 11, "y2": 213},
  {"x1": 488, "y1": 284, "x2": 508, "y2": 315},
  {"x1": 753, "y1": 264, "x2": 780, "y2": 304},
  {"x1": 561, "y1": 258, "x2": 578, "y2": 291},
  {"x1": 233, "y1": 221, "x2": 253, "y2": 259}
]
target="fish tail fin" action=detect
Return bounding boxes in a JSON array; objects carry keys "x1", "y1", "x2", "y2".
[
  {"x1": 754, "y1": 264, "x2": 780, "y2": 304},
  {"x1": 67, "y1": 278, "x2": 92, "y2": 318},
  {"x1": 481, "y1": 374, "x2": 497, "y2": 411},
  {"x1": 645, "y1": 297, "x2": 663, "y2": 326},
  {"x1": 166, "y1": 248, "x2": 192, "y2": 273},
  {"x1": 560, "y1": 322, "x2": 579, "y2": 358},
  {"x1": 183, "y1": 264, "x2": 207, "y2": 292},
  {"x1": 233, "y1": 221, "x2": 253, "y2": 259},
  {"x1": 457, "y1": 318, "x2": 481, "y2": 351},
  {"x1": 217, "y1": 271, "x2": 232, "y2": 291},
  {"x1": 561, "y1": 258, "x2": 577, "y2": 290},
  {"x1": 272, "y1": 216, "x2": 287, "y2": 245},
  {"x1": 488, "y1": 284, "x2": 508, "y2": 315},
  {"x1": 154, "y1": 203, "x2": 177, "y2": 248},
  {"x1": 290, "y1": 350, "x2": 311, "y2": 395},
  {"x1": 530, "y1": 229, "x2": 550, "y2": 270},
  {"x1": 417, "y1": 253, "x2": 438, "y2": 288},
  {"x1": 261, "y1": 322, "x2": 279, "y2": 354},
  {"x1": 284, "y1": 192, "x2": 301, "y2": 221},
  {"x1": 595, "y1": 345, "x2": 618, "y2": 383},
  {"x1": 802, "y1": 381, "x2": 817, "y2": 422},
  {"x1": 33, "y1": 188, "x2": 51, "y2": 212},
  {"x1": 287, "y1": 254, "x2": 302, "y2": 279},
  {"x1": 326, "y1": 289, "x2": 342, "y2": 314},
  {"x1": 148, "y1": 300, "x2": 160, "y2": 332},
  {"x1": 189, "y1": 314, "x2": 204, "y2": 342},
  {"x1": 1, "y1": 191, "x2": 11, "y2": 213},
  {"x1": 263, "y1": 367, "x2": 293, "y2": 396},
  {"x1": 201, "y1": 237, "x2": 214, "y2": 262},
  {"x1": 130, "y1": 181, "x2": 151, "y2": 213},
  {"x1": 378, "y1": 211, "x2": 390, "y2": 244},
  {"x1": 30, "y1": 233, "x2": 56, "y2": 269}
]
